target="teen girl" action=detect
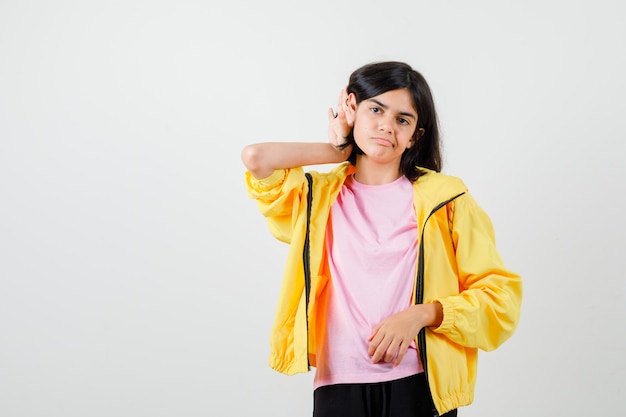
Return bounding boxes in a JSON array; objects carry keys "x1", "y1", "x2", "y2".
[{"x1": 241, "y1": 61, "x2": 522, "y2": 417}]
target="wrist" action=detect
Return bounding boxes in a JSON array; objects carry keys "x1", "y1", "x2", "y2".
[
  {"x1": 410, "y1": 302, "x2": 443, "y2": 328},
  {"x1": 427, "y1": 301, "x2": 444, "y2": 328},
  {"x1": 330, "y1": 142, "x2": 351, "y2": 162}
]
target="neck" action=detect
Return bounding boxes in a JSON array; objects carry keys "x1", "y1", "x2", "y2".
[{"x1": 353, "y1": 157, "x2": 403, "y2": 185}]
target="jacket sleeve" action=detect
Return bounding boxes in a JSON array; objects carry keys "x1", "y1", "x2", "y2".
[
  {"x1": 244, "y1": 167, "x2": 307, "y2": 244},
  {"x1": 430, "y1": 193, "x2": 523, "y2": 351}
]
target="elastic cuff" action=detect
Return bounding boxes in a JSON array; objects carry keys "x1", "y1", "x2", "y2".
[
  {"x1": 429, "y1": 298, "x2": 455, "y2": 333},
  {"x1": 245, "y1": 169, "x2": 286, "y2": 191}
]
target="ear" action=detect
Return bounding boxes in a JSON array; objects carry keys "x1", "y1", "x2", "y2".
[
  {"x1": 345, "y1": 93, "x2": 357, "y2": 127},
  {"x1": 407, "y1": 128, "x2": 424, "y2": 149}
]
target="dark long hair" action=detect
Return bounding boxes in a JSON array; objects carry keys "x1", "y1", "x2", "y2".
[{"x1": 342, "y1": 61, "x2": 442, "y2": 181}]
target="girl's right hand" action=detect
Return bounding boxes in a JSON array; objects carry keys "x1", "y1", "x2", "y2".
[{"x1": 327, "y1": 88, "x2": 353, "y2": 149}]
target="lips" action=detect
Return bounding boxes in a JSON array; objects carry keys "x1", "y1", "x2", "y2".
[{"x1": 372, "y1": 137, "x2": 394, "y2": 147}]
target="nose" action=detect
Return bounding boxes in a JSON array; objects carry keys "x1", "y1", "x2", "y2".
[{"x1": 378, "y1": 115, "x2": 393, "y2": 133}]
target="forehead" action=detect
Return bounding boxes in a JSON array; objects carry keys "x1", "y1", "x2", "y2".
[{"x1": 365, "y1": 89, "x2": 417, "y2": 117}]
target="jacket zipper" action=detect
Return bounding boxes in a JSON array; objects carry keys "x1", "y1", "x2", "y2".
[
  {"x1": 415, "y1": 192, "x2": 465, "y2": 416},
  {"x1": 303, "y1": 173, "x2": 313, "y2": 369}
]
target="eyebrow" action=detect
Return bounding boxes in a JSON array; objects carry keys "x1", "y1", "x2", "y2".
[{"x1": 369, "y1": 98, "x2": 417, "y2": 120}]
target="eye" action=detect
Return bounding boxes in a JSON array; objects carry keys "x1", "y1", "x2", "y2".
[
  {"x1": 369, "y1": 107, "x2": 381, "y2": 114},
  {"x1": 398, "y1": 117, "x2": 410, "y2": 125}
]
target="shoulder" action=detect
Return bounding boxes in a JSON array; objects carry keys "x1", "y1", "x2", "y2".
[
  {"x1": 306, "y1": 162, "x2": 354, "y2": 187},
  {"x1": 413, "y1": 167, "x2": 468, "y2": 202},
  {"x1": 307, "y1": 162, "x2": 353, "y2": 179}
]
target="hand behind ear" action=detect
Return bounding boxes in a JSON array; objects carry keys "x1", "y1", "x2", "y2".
[{"x1": 328, "y1": 88, "x2": 354, "y2": 147}]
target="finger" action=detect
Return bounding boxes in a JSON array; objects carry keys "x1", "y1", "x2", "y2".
[
  {"x1": 371, "y1": 345, "x2": 385, "y2": 363},
  {"x1": 337, "y1": 87, "x2": 345, "y2": 102},
  {"x1": 371, "y1": 335, "x2": 392, "y2": 363},
  {"x1": 328, "y1": 107, "x2": 337, "y2": 120},
  {"x1": 368, "y1": 324, "x2": 381, "y2": 342},
  {"x1": 393, "y1": 341, "x2": 411, "y2": 367},
  {"x1": 384, "y1": 340, "x2": 401, "y2": 363},
  {"x1": 367, "y1": 334, "x2": 380, "y2": 356},
  {"x1": 337, "y1": 87, "x2": 348, "y2": 109}
]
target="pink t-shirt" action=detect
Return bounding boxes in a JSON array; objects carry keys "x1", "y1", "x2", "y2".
[{"x1": 314, "y1": 174, "x2": 423, "y2": 389}]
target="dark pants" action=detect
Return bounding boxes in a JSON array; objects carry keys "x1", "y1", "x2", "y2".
[{"x1": 313, "y1": 373, "x2": 457, "y2": 417}]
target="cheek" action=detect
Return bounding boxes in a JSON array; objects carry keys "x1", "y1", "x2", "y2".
[
  {"x1": 400, "y1": 126, "x2": 415, "y2": 136},
  {"x1": 403, "y1": 132, "x2": 417, "y2": 148},
  {"x1": 352, "y1": 119, "x2": 368, "y2": 137}
]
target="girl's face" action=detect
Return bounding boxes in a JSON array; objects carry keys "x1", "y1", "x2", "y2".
[{"x1": 350, "y1": 88, "x2": 418, "y2": 166}]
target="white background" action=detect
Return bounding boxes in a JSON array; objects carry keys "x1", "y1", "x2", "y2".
[{"x1": 1, "y1": 1, "x2": 625, "y2": 416}]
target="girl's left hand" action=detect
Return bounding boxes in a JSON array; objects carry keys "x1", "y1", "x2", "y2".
[
  {"x1": 367, "y1": 308, "x2": 423, "y2": 367},
  {"x1": 367, "y1": 303, "x2": 442, "y2": 367}
]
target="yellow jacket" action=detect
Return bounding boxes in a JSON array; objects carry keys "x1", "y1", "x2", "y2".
[{"x1": 244, "y1": 162, "x2": 522, "y2": 415}]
